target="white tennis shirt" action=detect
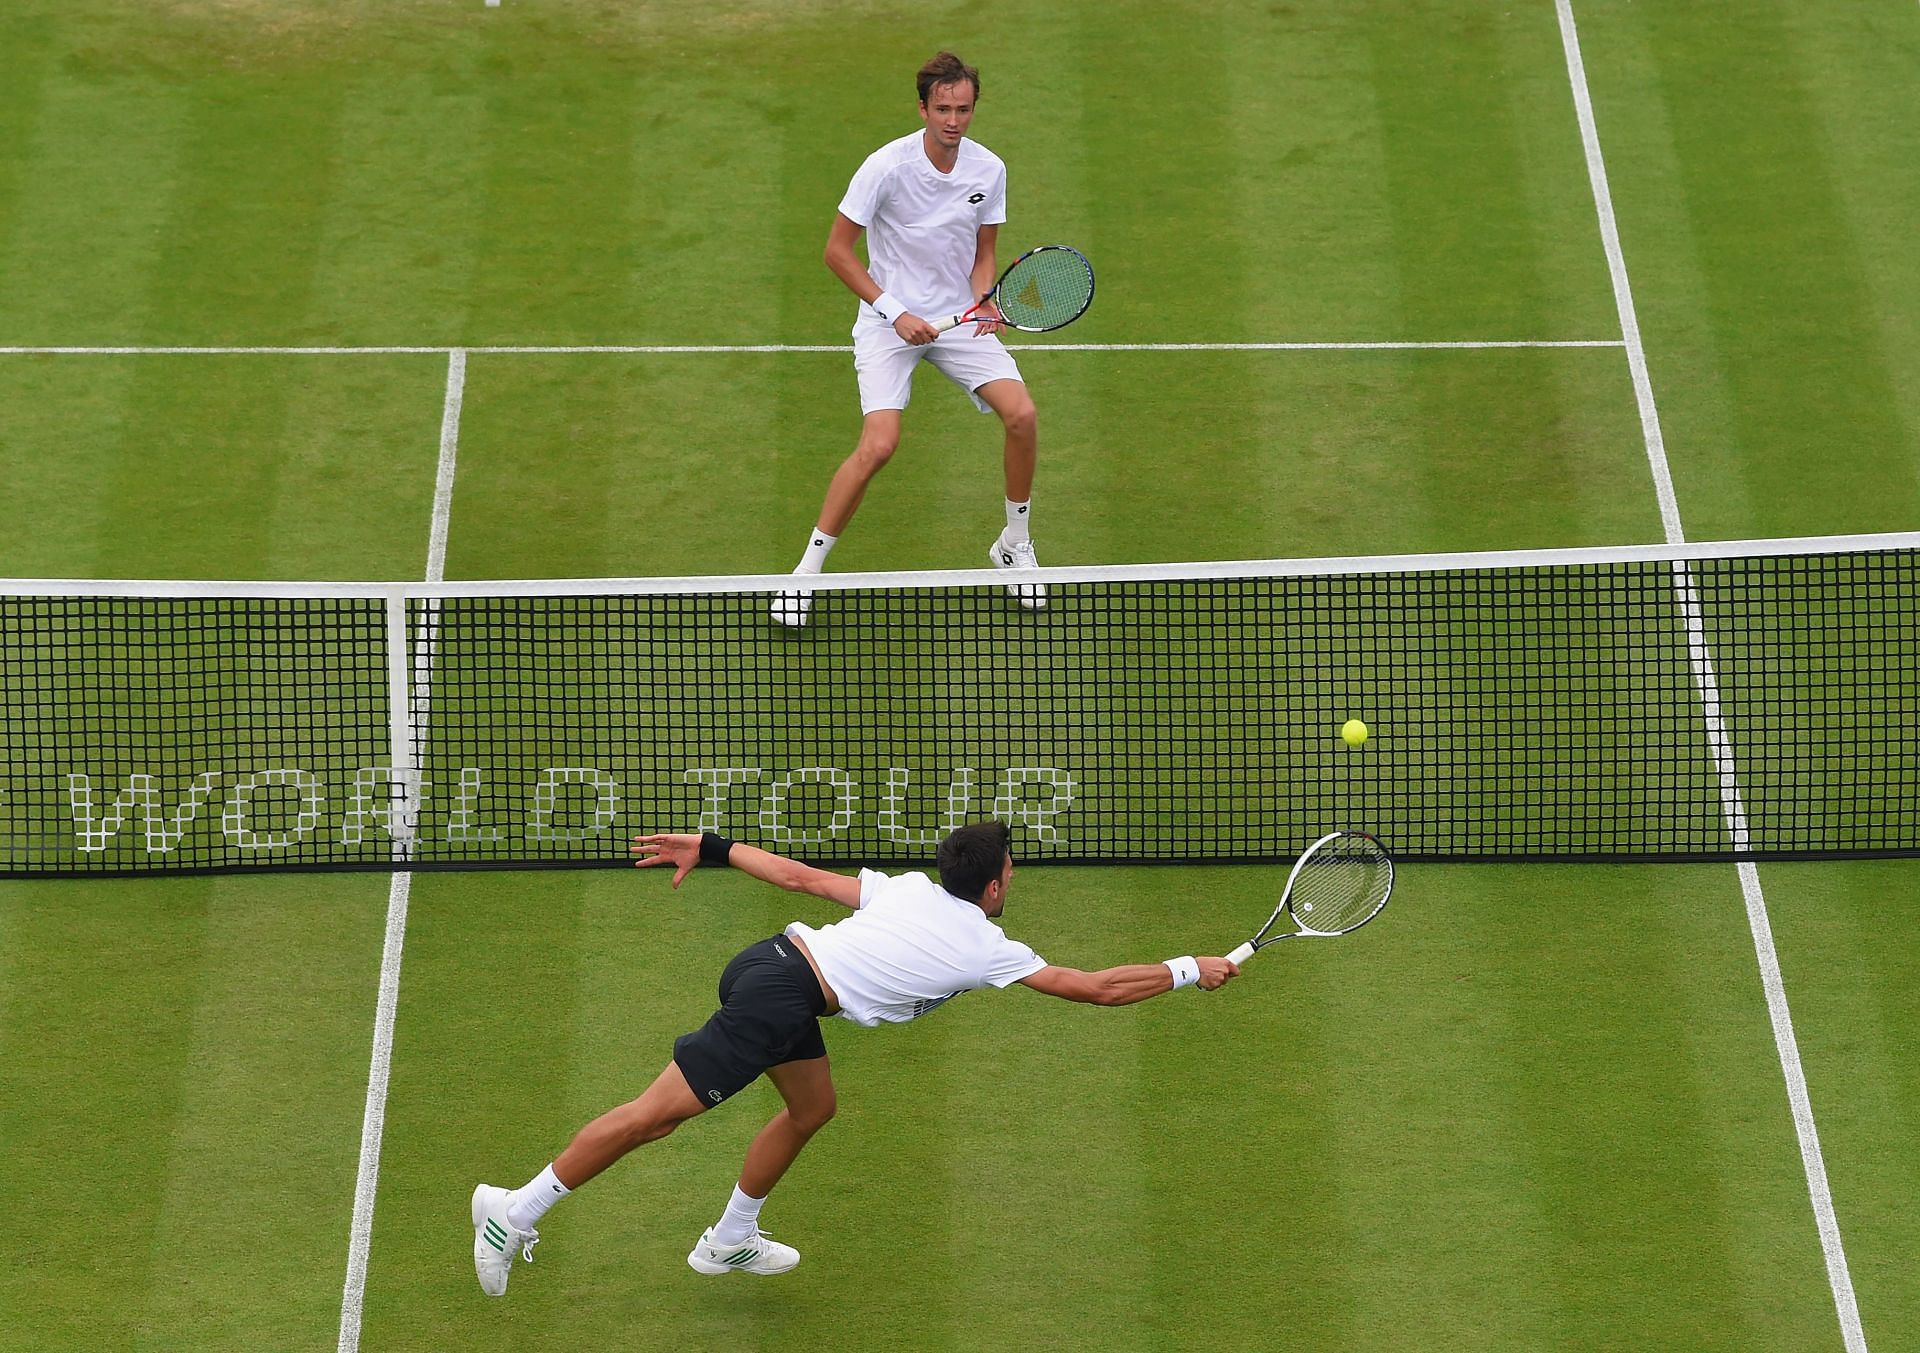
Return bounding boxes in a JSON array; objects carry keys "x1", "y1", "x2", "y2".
[
  {"x1": 786, "y1": 869, "x2": 1047, "y2": 1027},
  {"x1": 838, "y1": 130, "x2": 1008, "y2": 325}
]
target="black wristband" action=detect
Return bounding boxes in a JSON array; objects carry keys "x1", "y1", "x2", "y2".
[{"x1": 698, "y1": 832, "x2": 735, "y2": 866}]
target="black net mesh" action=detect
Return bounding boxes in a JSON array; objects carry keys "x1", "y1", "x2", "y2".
[{"x1": 4, "y1": 544, "x2": 1916, "y2": 876}]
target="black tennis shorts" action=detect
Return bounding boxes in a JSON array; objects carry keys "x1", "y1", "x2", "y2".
[{"x1": 673, "y1": 935, "x2": 829, "y2": 1107}]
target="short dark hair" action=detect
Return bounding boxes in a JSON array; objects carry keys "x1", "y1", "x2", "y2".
[
  {"x1": 936, "y1": 821, "x2": 1010, "y2": 901},
  {"x1": 917, "y1": 51, "x2": 980, "y2": 105}
]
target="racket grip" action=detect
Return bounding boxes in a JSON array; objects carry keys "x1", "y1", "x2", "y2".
[
  {"x1": 932, "y1": 314, "x2": 963, "y2": 333},
  {"x1": 1226, "y1": 942, "x2": 1254, "y2": 965}
]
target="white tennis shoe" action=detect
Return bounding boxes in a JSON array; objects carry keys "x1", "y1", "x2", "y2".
[
  {"x1": 471, "y1": 1184, "x2": 540, "y2": 1297},
  {"x1": 989, "y1": 532, "x2": 1047, "y2": 610},
  {"x1": 770, "y1": 576, "x2": 814, "y2": 628},
  {"x1": 687, "y1": 1226, "x2": 801, "y2": 1276}
]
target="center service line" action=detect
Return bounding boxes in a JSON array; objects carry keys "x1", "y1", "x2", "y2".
[
  {"x1": 338, "y1": 348, "x2": 466, "y2": 1353},
  {"x1": 1556, "y1": 5, "x2": 1867, "y2": 1350}
]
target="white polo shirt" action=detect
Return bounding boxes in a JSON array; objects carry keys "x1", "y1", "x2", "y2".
[
  {"x1": 839, "y1": 130, "x2": 1008, "y2": 325},
  {"x1": 787, "y1": 869, "x2": 1046, "y2": 1027}
]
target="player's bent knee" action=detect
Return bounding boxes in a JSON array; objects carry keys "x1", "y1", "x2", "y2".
[
  {"x1": 1002, "y1": 400, "x2": 1037, "y2": 439},
  {"x1": 791, "y1": 1096, "x2": 836, "y2": 1135},
  {"x1": 854, "y1": 439, "x2": 898, "y2": 474}
]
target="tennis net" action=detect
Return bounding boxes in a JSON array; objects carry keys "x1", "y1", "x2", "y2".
[{"x1": 3, "y1": 533, "x2": 1916, "y2": 876}]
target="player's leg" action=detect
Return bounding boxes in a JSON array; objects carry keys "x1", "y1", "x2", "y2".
[
  {"x1": 974, "y1": 377, "x2": 1046, "y2": 609},
  {"x1": 688, "y1": 1056, "x2": 834, "y2": 1276},
  {"x1": 775, "y1": 329, "x2": 917, "y2": 627},
  {"x1": 974, "y1": 377, "x2": 1038, "y2": 509},
  {"x1": 689, "y1": 957, "x2": 832, "y2": 1277},
  {"x1": 471, "y1": 1062, "x2": 707, "y2": 1296},
  {"x1": 552, "y1": 1060, "x2": 709, "y2": 1186},
  {"x1": 815, "y1": 410, "x2": 904, "y2": 537},
  {"x1": 739, "y1": 1054, "x2": 838, "y2": 1199},
  {"x1": 924, "y1": 336, "x2": 1044, "y2": 605},
  {"x1": 774, "y1": 411, "x2": 901, "y2": 628}
]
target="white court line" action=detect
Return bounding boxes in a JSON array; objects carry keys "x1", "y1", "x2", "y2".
[
  {"x1": 0, "y1": 339, "x2": 1623, "y2": 356},
  {"x1": 337, "y1": 349, "x2": 465, "y2": 1353},
  {"x1": 1556, "y1": 5, "x2": 1868, "y2": 1350},
  {"x1": 426, "y1": 349, "x2": 465, "y2": 584}
]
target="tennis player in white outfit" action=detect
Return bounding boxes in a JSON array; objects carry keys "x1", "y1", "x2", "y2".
[
  {"x1": 774, "y1": 51, "x2": 1046, "y2": 627},
  {"x1": 469, "y1": 822, "x2": 1237, "y2": 1294}
]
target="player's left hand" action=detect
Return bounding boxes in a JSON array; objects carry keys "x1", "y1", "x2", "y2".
[
  {"x1": 972, "y1": 300, "x2": 1004, "y2": 336},
  {"x1": 631, "y1": 832, "x2": 699, "y2": 887}
]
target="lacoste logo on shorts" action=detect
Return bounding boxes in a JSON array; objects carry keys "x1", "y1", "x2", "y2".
[{"x1": 968, "y1": 192, "x2": 986, "y2": 204}]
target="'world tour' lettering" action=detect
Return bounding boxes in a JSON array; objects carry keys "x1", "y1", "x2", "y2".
[{"x1": 60, "y1": 765, "x2": 1077, "y2": 853}]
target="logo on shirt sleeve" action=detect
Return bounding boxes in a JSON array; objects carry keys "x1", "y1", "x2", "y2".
[{"x1": 967, "y1": 192, "x2": 986, "y2": 205}]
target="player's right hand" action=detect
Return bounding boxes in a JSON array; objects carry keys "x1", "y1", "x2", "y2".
[
  {"x1": 1197, "y1": 957, "x2": 1240, "y2": 990},
  {"x1": 892, "y1": 312, "x2": 939, "y2": 346}
]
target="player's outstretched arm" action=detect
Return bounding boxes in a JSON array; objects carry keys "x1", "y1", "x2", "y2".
[
  {"x1": 1018, "y1": 957, "x2": 1238, "y2": 1006},
  {"x1": 630, "y1": 833, "x2": 862, "y2": 908}
]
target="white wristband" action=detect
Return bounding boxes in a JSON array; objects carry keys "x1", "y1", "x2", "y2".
[
  {"x1": 1163, "y1": 955, "x2": 1200, "y2": 990},
  {"x1": 871, "y1": 291, "x2": 905, "y2": 323}
]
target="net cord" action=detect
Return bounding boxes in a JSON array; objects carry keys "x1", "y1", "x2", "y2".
[{"x1": 2, "y1": 530, "x2": 1915, "y2": 600}]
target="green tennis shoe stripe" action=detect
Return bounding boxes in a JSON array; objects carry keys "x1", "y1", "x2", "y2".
[
  {"x1": 723, "y1": 1247, "x2": 756, "y2": 1266},
  {"x1": 483, "y1": 1219, "x2": 508, "y2": 1252}
]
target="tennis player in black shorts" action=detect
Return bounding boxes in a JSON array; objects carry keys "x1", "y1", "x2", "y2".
[
  {"x1": 673, "y1": 934, "x2": 830, "y2": 1109},
  {"x1": 469, "y1": 822, "x2": 1237, "y2": 1294}
]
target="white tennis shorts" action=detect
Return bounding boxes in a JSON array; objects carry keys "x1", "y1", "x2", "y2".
[{"x1": 851, "y1": 318, "x2": 1024, "y2": 415}]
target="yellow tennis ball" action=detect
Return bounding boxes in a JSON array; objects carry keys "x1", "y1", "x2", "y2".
[{"x1": 1341, "y1": 718, "x2": 1370, "y2": 748}]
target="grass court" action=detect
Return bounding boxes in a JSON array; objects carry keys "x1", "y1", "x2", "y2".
[{"x1": 2, "y1": 2, "x2": 1916, "y2": 1348}]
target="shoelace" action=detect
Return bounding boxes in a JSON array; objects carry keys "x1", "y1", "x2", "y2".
[{"x1": 518, "y1": 1229, "x2": 540, "y2": 1264}]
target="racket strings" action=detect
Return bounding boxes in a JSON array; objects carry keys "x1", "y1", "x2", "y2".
[
  {"x1": 1290, "y1": 839, "x2": 1392, "y2": 934},
  {"x1": 997, "y1": 248, "x2": 1093, "y2": 329}
]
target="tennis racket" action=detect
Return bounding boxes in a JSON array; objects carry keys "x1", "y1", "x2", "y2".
[
  {"x1": 1225, "y1": 830, "x2": 1394, "y2": 965},
  {"x1": 934, "y1": 244, "x2": 1095, "y2": 334}
]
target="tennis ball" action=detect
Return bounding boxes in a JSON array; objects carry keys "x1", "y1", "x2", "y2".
[{"x1": 1341, "y1": 718, "x2": 1369, "y2": 748}]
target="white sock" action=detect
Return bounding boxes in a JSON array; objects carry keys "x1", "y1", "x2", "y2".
[
  {"x1": 1003, "y1": 499, "x2": 1031, "y2": 544},
  {"x1": 797, "y1": 529, "x2": 837, "y2": 574},
  {"x1": 505, "y1": 1163, "x2": 570, "y2": 1232},
  {"x1": 710, "y1": 1184, "x2": 767, "y2": 1245}
]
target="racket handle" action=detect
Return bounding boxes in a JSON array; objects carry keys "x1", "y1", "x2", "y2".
[
  {"x1": 1226, "y1": 942, "x2": 1254, "y2": 965},
  {"x1": 932, "y1": 313, "x2": 964, "y2": 333}
]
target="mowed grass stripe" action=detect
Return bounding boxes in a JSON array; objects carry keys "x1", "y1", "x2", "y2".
[
  {"x1": 357, "y1": 873, "x2": 612, "y2": 1346},
  {"x1": 0, "y1": 15, "x2": 58, "y2": 281},
  {"x1": 1365, "y1": 8, "x2": 1656, "y2": 551},
  {"x1": 134, "y1": 70, "x2": 346, "y2": 346},
  {"x1": 1632, "y1": 1, "x2": 1920, "y2": 536},
  {"x1": 446, "y1": 354, "x2": 805, "y2": 578},
  {"x1": 40, "y1": 356, "x2": 444, "y2": 580},
  {"x1": 0, "y1": 883, "x2": 212, "y2": 1345},
  {"x1": 0, "y1": 73, "x2": 196, "y2": 575},
  {"x1": 1777, "y1": 2, "x2": 1920, "y2": 511},
  {"x1": 461, "y1": 22, "x2": 645, "y2": 345},
  {"x1": 301, "y1": 67, "x2": 490, "y2": 346},
  {"x1": 1368, "y1": 3, "x2": 1583, "y2": 341},
  {"x1": 1459, "y1": 870, "x2": 1766, "y2": 1347},
  {"x1": 0, "y1": 25, "x2": 192, "y2": 343},
  {"x1": 137, "y1": 879, "x2": 385, "y2": 1350},
  {"x1": 1545, "y1": 9, "x2": 1767, "y2": 540},
  {"x1": 0, "y1": 880, "x2": 381, "y2": 1351},
  {"x1": 78, "y1": 74, "x2": 351, "y2": 575},
  {"x1": 1761, "y1": 864, "x2": 1920, "y2": 1345},
  {"x1": 1073, "y1": 2, "x2": 1262, "y2": 567}
]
